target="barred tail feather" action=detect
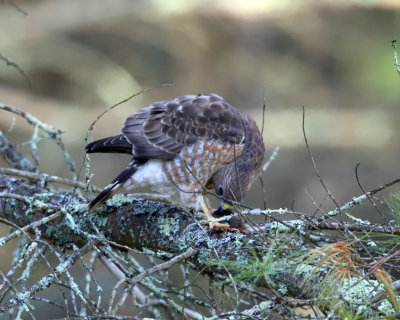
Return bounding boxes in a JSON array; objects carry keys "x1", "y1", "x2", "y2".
[{"x1": 88, "y1": 159, "x2": 147, "y2": 211}]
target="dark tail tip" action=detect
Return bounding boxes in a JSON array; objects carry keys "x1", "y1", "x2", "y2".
[
  {"x1": 88, "y1": 159, "x2": 145, "y2": 211},
  {"x1": 88, "y1": 183, "x2": 118, "y2": 211}
]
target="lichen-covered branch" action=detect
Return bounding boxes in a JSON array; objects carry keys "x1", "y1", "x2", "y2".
[{"x1": 0, "y1": 173, "x2": 399, "y2": 318}]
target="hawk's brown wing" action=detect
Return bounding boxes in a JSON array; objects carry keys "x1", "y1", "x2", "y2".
[{"x1": 121, "y1": 93, "x2": 247, "y2": 159}]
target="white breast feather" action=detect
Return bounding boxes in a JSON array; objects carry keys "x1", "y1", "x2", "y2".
[
  {"x1": 124, "y1": 160, "x2": 168, "y2": 188},
  {"x1": 123, "y1": 159, "x2": 184, "y2": 206}
]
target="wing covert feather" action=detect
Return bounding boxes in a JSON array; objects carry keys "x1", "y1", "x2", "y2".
[{"x1": 121, "y1": 93, "x2": 247, "y2": 159}]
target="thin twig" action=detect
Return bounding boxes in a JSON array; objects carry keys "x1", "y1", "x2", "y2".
[
  {"x1": 0, "y1": 104, "x2": 59, "y2": 135},
  {"x1": 318, "y1": 177, "x2": 400, "y2": 223},
  {"x1": 0, "y1": 104, "x2": 76, "y2": 178},
  {"x1": 2, "y1": 0, "x2": 28, "y2": 16},
  {"x1": 0, "y1": 168, "x2": 101, "y2": 192},
  {"x1": 130, "y1": 249, "x2": 198, "y2": 285},
  {"x1": 392, "y1": 39, "x2": 400, "y2": 78},
  {"x1": 262, "y1": 146, "x2": 279, "y2": 171},
  {"x1": 0, "y1": 192, "x2": 29, "y2": 204},
  {"x1": 309, "y1": 221, "x2": 400, "y2": 236},
  {"x1": 100, "y1": 257, "x2": 168, "y2": 308},
  {"x1": 354, "y1": 163, "x2": 388, "y2": 222},
  {"x1": 0, "y1": 52, "x2": 31, "y2": 87},
  {"x1": 84, "y1": 84, "x2": 175, "y2": 145},
  {"x1": 100, "y1": 252, "x2": 203, "y2": 320},
  {"x1": 0, "y1": 242, "x2": 95, "y2": 313},
  {"x1": 302, "y1": 106, "x2": 342, "y2": 214},
  {"x1": 261, "y1": 89, "x2": 267, "y2": 135}
]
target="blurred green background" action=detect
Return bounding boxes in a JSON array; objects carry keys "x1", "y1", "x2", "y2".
[{"x1": 0, "y1": 0, "x2": 399, "y2": 317}]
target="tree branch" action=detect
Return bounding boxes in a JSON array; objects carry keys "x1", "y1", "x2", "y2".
[{"x1": 0, "y1": 173, "x2": 398, "y2": 317}]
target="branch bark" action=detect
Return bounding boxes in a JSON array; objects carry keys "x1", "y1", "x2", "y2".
[
  {"x1": 0, "y1": 174, "x2": 299, "y2": 285},
  {"x1": 0, "y1": 173, "x2": 398, "y2": 317}
]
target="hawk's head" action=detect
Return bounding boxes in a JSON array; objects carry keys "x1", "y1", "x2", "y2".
[{"x1": 212, "y1": 115, "x2": 265, "y2": 211}]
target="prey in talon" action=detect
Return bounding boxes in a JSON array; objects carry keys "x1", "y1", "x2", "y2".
[
  {"x1": 85, "y1": 93, "x2": 265, "y2": 231},
  {"x1": 209, "y1": 195, "x2": 245, "y2": 232}
]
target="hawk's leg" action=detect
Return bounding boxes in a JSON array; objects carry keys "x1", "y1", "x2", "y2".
[{"x1": 199, "y1": 197, "x2": 229, "y2": 231}]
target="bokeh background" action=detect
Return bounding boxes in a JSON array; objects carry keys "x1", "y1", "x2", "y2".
[{"x1": 0, "y1": 0, "x2": 400, "y2": 318}]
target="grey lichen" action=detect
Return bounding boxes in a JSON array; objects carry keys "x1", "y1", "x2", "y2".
[
  {"x1": 1, "y1": 174, "x2": 397, "y2": 318},
  {"x1": 105, "y1": 194, "x2": 136, "y2": 209},
  {"x1": 158, "y1": 217, "x2": 179, "y2": 238},
  {"x1": 367, "y1": 240, "x2": 377, "y2": 247},
  {"x1": 327, "y1": 194, "x2": 368, "y2": 217},
  {"x1": 269, "y1": 220, "x2": 301, "y2": 233}
]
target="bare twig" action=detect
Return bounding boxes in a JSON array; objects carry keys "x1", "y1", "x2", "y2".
[
  {"x1": 84, "y1": 84, "x2": 175, "y2": 145},
  {"x1": 0, "y1": 192, "x2": 29, "y2": 204},
  {"x1": 262, "y1": 146, "x2": 279, "y2": 171},
  {"x1": 100, "y1": 257, "x2": 168, "y2": 308},
  {"x1": 0, "y1": 167, "x2": 101, "y2": 192},
  {"x1": 131, "y1": 248, "x2": 198, "y2": 285},
  {"x1": 309, "y1": 221, "x2": 400, "y2": 236},
  {"x1": 0, "y1": 208, "x2": 64, "y2": 246},
  {"x1": 355, "y1": 163, "x2": 388, "y2": 222},
  {"x1": 2, "y1": 0, "x2": 28, "y2": 16},
  {"x1": 302, "y1": 106, "x2": 342, "y2": 214},
  {"x1": 261, "y1": 89, "x2": 267, "y2": 135},
  {"x1": 0, "y1": 52, "x2": 31, "y2": 87},
  {"x1": 392, "y1": 39, "x2": 400, "y2": 78},
  {"x1": 318, "y1": 176, "x2": 400, "y2": 223},
  {"x1": 0, "y1": 106, "x2": 49, "y2": 131},
  {"x1": 101, "y1": 253, "x2": 203, "y2": 320},
  {"x1": 0, "y1": 104, "x2": 76, "y2": 178},
  {"x1": 0, "y1": 241, "x2": 94, "y2": 313}
]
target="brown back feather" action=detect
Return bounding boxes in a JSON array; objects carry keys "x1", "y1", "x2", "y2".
[{"x1": 121, "y1": 93, "x2": 247, "y2": 159}]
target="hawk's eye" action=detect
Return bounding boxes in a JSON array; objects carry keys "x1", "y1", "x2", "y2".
[{"x1": 217, "y1": 186, "x2": 223, "y2": 196}]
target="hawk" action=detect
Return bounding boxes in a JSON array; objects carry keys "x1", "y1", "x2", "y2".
[{"x1": 86, "y1": 93, "x2": 265, "y2": 231}]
